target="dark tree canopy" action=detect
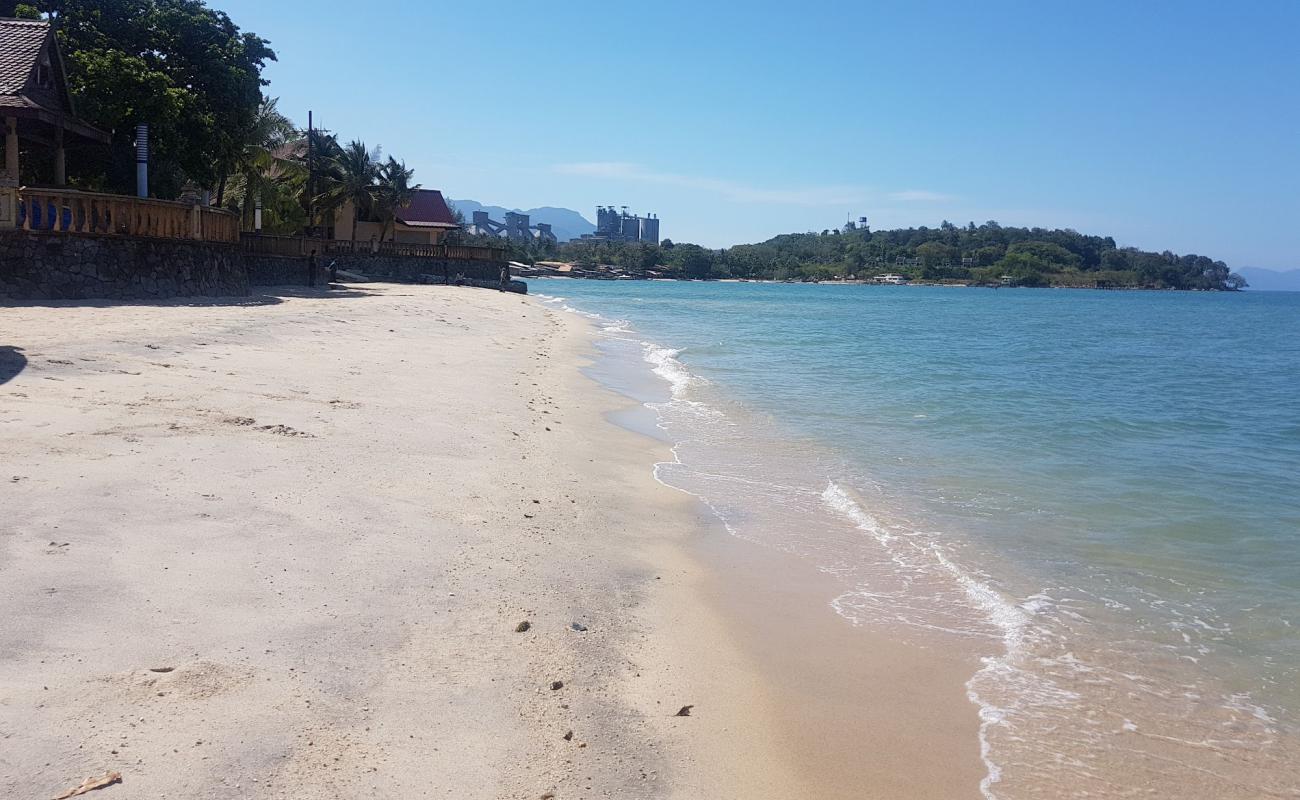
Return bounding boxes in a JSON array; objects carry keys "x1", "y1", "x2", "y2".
[{"x1": 30, "y1": 0, "x2": 275, "y2": 197}]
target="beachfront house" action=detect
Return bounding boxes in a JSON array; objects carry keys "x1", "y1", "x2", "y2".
[
  {"x1": 0, "y1": 17, "x2": 238, "y2": 248},
  {"x1": 0, "y1": 18, "x2": 109, "y2": 190},
  {"x1": 331, "y1": 188, "x2": 460, "y2": 246}
]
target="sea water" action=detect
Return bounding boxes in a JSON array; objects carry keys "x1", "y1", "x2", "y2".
[{"x1": 539, "y1": 281, "x2": 1300, "y2": 798}]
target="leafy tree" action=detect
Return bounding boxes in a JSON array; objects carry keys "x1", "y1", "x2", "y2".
[
  {"x1": 1005, "y1": 241, "x2": 1080, "y2": 270},
  {"x1": 664, "y1": 243, "x2": 716, "y2": 278},
  {"x1": 42, "y1": 0, "x2": 275, "y2": 198}
]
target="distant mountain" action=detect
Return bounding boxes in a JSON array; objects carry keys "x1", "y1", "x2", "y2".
[
  {"x1": 1237, "y1": 267, "x2": 1300, "y2": 291},
  {"x1": 448, "y1": 199, "x2": 596, "y2": 242}
]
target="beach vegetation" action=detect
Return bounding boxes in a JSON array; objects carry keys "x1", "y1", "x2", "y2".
[
  {"x1": 314, "y1": 138, "x2": 382, "y2": 239},
  {"x1": 374, "y1": 157, "x2": 421, "y2": 242},
  {"x1": 221, "y1": 96, "x2": 305, "y2": 234},
  {"x1": 495, "y1": 220, "x2": 1245, "y2": 290},
  {"x1": 32, "y1": 0, "x2": 275, "y2": 198}
]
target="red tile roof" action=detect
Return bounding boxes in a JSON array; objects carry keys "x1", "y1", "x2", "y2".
[{"x1": 395, "y1": 189, "x2": 459, "y2": 228}]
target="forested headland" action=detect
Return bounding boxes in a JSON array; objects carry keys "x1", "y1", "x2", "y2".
[{"x1": 464, "y1": 220, "x2": 1247, "y2": 290}]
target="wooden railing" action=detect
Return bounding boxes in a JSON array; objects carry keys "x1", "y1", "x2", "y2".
[
  {"x1": 16, "y1": 187, "x2": 239, "y2": 244},
  {"x1": 241, "y1": 233, "x2": 505, "y2": 263}
]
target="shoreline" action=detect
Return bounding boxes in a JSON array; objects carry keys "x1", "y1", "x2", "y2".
[
  {"x1": 565, "y1": 296, "x2": 988, "y2": 798},
  {"x1": 0, "y1": 284, "x2": 983, "y2": 798}
]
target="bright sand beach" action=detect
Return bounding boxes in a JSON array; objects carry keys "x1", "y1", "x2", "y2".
[{"x1": 1, "y1": 284, "x2": 983, "y2": 799}]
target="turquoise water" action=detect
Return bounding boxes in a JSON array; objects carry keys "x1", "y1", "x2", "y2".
[{"x1": 539, "y1": 281, "x2": 1300, "y2": 798}]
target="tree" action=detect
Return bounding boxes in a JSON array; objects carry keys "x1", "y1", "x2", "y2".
[
  {"x1": 664, "y1": 244, "x2": 715, "y2": 278},
  {"x1": 222, "y1": 96, "x2": 303, "y2": 233},
  {"x1": 916, "y1": 241, "x2": 958, "y2": 268},
  {"x1": 1004, "y1": 241, "x2": 1080, "y2": 270},
  {"x1": 46, "y1": 0, "x2": 275, "y2": 197},
  {"x1": 374, "y1": 157, "x2": 419, "y2": 242},
  {"x1": 318, "y1": 140, "x2": 381, "y2": 241}
]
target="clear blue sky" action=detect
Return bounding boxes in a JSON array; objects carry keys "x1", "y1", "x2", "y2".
[{"x1": 219, "y1": 0, "x2": 1298, "y2": 267}]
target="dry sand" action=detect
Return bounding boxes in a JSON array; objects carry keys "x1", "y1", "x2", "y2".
[{"x1": 1, "y1": 284, "x2": 982, "y2": 798}]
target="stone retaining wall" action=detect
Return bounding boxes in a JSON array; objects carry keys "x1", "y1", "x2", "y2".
[
  {"x1": 325, "y1": 254, "x2": 504, "y2": 285},
  {"x1": 250, "y1": 252, "x2": 525, "y2": 294},
  {"x1": 0, "y1": 230, "x2": 524, "y2": 301},
  {"x1": 0, "y1": 230, "x2": 247, "y2": 301},
  {"x1": 245, "y1": 253, "x2": 316, "y2": 287}
]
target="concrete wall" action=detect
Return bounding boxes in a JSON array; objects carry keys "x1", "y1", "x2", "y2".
[{"x1": 0, "y1": 230, "x2": 247, "y2": 301}]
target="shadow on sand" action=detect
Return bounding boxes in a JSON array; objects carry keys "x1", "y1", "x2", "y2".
[
  {"x1": 0, "y1": 345, "x2": 27, "y2": 385},
  {"x1": 0, "y1": 284, "x2": 383, "y2": 310}
]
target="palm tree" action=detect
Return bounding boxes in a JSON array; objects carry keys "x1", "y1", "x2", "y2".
[
  {"x1": 223, "y1": 96, "x2": 305, "y2": 233},
  {"x1": 374, "y1": 157, "x2": 420, "y2": 242},
  {"x1": 317, "y1": 140, "x2": 383, "y2": 242}
]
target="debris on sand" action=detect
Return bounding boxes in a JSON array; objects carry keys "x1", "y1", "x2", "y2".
[
  {"x1": 515, "y1": 621, "x2": 531, "y2": 633},
  {"x1": 51, "y1": 771, "x2": 121, "y2": 799},
  {"x1": 257, "y1": 424, "x2": 313, "y2": 438},
  {"x1": 569, "y1": 622, "x2": 588, "y2": 632},
  {"x1": 675, "y1": 705, "x2": 694, "y2": 717},
  {"x1": 550, "y1": 680, "x2": 564, "y2": 691}
]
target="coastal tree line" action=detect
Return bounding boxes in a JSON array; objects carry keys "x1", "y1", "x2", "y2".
[
  {"x1": 6, "y1": 0, "x2": 422, "y2": 238},
  {"x1": 471, "y1": 220, "x2": 1246, "y2": 290}
]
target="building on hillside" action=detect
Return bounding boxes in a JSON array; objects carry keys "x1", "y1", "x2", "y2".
[
  {"x1": 581, "y1": 206, "x2": 659, "y2": 244},
  {"x1": 331, "y1": 188, "x2": 460, "y2": 245},
  {"x1": 0, "y1": 17, "x2": 109, "y2": 189},
  {"x1": 465, "y1": 209, "x2": 558, "y2": 244}
]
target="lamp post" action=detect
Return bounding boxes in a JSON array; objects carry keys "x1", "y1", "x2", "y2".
[
  {"x1": 306, "y1": 110, "x2": 314, "y2": 237},
  {"x1": 134, "y1": 124, "x2": 148, "y2": 198}
]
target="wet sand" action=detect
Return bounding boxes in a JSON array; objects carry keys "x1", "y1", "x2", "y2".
[{"x1": 0, "y1": 284, "x2": 982, "y2": 798}]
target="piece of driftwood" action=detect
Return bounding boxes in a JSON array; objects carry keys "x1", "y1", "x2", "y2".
[{"x1": 52, "y1": 771, "x2": 121, "y2": 799}]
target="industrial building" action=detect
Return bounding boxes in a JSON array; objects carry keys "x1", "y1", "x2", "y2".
[
  {"x1": 581, "y1": 206, "x2": 660, "y2": 244},
  {"x1": 466, "y1": 210, "x2": 558, "y2": 244}
]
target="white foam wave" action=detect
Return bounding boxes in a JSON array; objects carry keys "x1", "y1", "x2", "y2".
[
  {"x1": 643, "y1": 343, "x2": 695, "y2": 398},
  {"x1": 819, "y1": 480, "x2": 1038, "y2": 799},
  {"x1": 820, "y1": 482, "x2": 896, "y2": 545}
]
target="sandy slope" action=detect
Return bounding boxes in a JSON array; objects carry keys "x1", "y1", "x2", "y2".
[{"x1": 1, "y1": 284, "x2": 981, "y2": 799}]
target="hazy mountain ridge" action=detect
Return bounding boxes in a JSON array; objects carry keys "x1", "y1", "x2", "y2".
[
  {"x1": 448, "y1": 199, "x2": 596, "y2": 242},
  {"x1": 1237, "y1": 267, "x2": 1300, "y2": 291}
]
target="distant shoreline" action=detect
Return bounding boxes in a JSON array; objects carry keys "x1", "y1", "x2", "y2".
[{"x1": 523, "y1": 273, "x2": 1246, "y2": 291}]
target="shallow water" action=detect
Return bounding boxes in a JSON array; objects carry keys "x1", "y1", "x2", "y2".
[{"x1": 540, "y1": 281, "x2": 1300, "y2": 798}]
